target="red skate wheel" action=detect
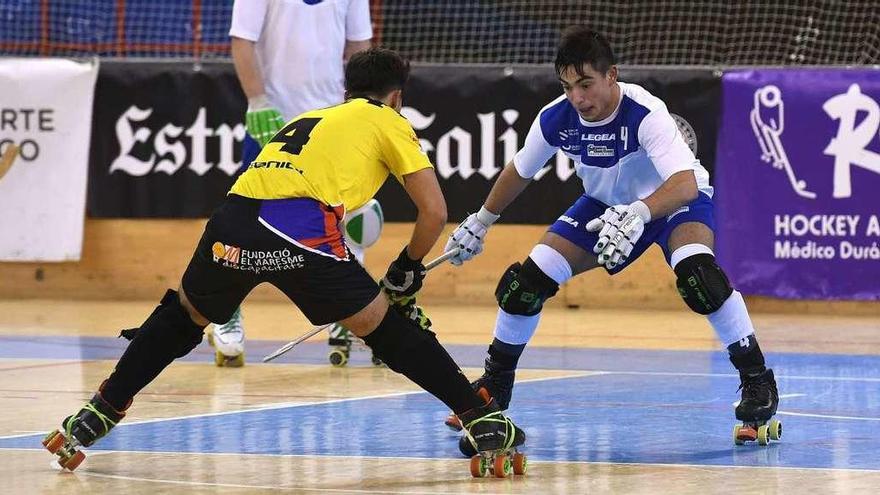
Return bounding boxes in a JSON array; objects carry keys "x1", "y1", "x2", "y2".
[
  {"x1": 60, "y1": 450, "x2": 85, "y2": 471},
  {"x1": 43, "y1": 430, "x2": 65, "y2": 453},
  {"x1": 469, "y1": 455, "x2": 487, "y2": 478},
  {"x1": 512, "y1": 452, "x2": 527, "y2": 475},
  {"x1": 493, "y1": 454, "x2": 511, "y2": 478}
]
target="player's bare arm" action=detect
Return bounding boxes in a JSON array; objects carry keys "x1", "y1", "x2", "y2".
[
  {"x1": 483, "y1": 160, "x2": 532, "y2": 216},
  {"x1": 641, "y1": 169, "x2": 699, "y2": 219},
  {"x1": 343, "y1": 39, "x2": 372, "y2": 62},
  {"x1": 401, "y1": 167, "x2": 447, "y2": 260},
  {"x1": 230, "y1": 36, "x2": 265, "y2": 99}
]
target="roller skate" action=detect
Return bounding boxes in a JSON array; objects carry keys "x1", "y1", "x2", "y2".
[
  {"x1": 208, "y1": 307, "x2": 245, "y2": 367},
  {"x1": 42, "y1": 392, "x2": 128, "y2": 471},
  {"x1": 732, "y1": 368, "x2": 782, "y2": 446},
  {"x1": 327, "y1": 323, "x2": 384, "y2": 367},
  {"x1": 328, "y1": 323, "x2": 352, "y2": 367},
  {"x1": 445, "y1": 355, "x2": 515, "y2": 431},
  {"x1": 459, "y1": 387, "x2": 527, "y2": 478}
]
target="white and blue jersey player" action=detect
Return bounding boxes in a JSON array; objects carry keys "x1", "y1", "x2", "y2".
[{"x1": 445, "y1": 27, "x2": 781, "y2": 448}]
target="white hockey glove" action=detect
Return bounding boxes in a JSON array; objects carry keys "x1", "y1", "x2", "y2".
[
  {"x1": 585, "y1": 201, "x2": 651, "y2": 270},
  {"x1": 444, "y1": 206, "x2": 500, "y2": 266}
]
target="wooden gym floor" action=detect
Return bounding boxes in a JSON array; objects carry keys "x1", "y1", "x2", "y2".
[{"x1": 1, "y1": 299, "x2": 879, "y2": 494}]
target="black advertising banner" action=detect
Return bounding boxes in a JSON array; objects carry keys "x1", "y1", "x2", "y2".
[
  {"x1": 87, "y1": 62, "x2": 245, "y2": 217},
  {"x1": 88, "y1": 62, "x2": 719, "y2": 222}
]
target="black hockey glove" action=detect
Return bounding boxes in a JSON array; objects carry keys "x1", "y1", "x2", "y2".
[{"x1": 381, "y1": 246, "x2": 425, "y2": 297}]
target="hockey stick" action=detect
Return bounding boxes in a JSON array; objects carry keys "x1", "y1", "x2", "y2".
[
  {"x1": 262, "y1": 247, "x2": 460, "y2": 362},
  {"x1": 0, "y1": 144, "x2": 18, "y2": 181}
]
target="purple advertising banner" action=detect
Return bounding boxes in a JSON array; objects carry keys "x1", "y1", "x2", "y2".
[{"x1": 716, "y1": 69, "x2": 880, "y2": 300}]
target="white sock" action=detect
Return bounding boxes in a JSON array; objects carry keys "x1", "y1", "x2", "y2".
[{"x1": 707, "y1": 290, "x2": 756, "y2": 347}]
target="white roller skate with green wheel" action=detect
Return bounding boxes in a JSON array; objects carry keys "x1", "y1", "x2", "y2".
[{"x1": 209, "y1": 307, "x2": 245, "y2": 367}]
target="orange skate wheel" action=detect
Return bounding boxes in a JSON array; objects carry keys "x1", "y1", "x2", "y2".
[
  {"x1": 42, "y1": 430, "x2": 65, "y2": 453},
  {"x1": 493, "y1": 454, "x2": 511, "y2": 478},
  {"x1": 470, "y1": 455, "x2": 487, "y2": 478},
  {"x1": 512, "y1": 452, "x2": 527, "y2": 475},
  {"x1": 60, "y1": 450, "x2": 85, "y2": 471},
  {"x1": 735, "y1": 424, "x2": 757, "y2": 445}
]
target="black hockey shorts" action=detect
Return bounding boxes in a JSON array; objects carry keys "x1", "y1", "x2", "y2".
[{"x1": 181, "y1": 195, "x2": 380, "y2": 325}]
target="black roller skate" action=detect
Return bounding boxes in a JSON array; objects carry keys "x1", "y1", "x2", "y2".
[
  {"x1": 42, "y1": 391, "x2": 128, "y2": 471},
  {"x1": 445, "y1": 356, "x2": 515, "y2": 431},
  {"x1": 458, "y1": 387, "x2": 527, "y2": 478},
  {"x1": 733, "y1": 368, "x2": 782, "y2": 446}
]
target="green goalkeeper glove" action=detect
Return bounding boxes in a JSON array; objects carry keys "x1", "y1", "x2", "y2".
[
  {"x1": 245, "y1": 95, "x2": 285, "y2": 147},
  {"x1": 379, "y1": 281, "x2": 433, "y2": 331}
]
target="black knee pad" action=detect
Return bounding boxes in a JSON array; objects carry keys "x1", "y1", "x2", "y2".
[
  {"x1": 362, "y1": 307, "x2": 437, "y2": 374},
  {"x1": 143, "y1": 289, "x2": 206, "y2": 358},
  {"x1": 674, "y1": 254, "x2": 733, "y2": 315},
  {"x1": 494, "y1": 258, "x2": 559, "y2": 316}
]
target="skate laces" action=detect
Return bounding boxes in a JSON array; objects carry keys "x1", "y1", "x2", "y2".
[
  {"x1": 463, "y1": 412, "x2": 518, "y2": 451},
  {"x1": 65, "y1": 402, "x2": 118, "y2": 438},
  {"x1": 738, "y1": 373, "x2": 771, "y2": 400},
  {"x1": 216, "y1": 310, "x2": 243, "y2": 336}
]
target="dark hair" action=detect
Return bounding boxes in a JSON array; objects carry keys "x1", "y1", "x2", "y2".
[
  {"x1": 344, "y1": 47, "x2": 410, "y2": 99},
  {"x1": 554, "y1": 27, "x2": 616, "y2": 77}
]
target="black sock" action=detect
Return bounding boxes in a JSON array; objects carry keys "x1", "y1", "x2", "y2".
[
  {"x1": 102, "y1": 290, "x2": 205, "y2": 411},
  {"x1": 488, "y1": 338, "x2": 525, "y2": 368},
  {"x1": 363, "y1": 308, "x2": 483, "y2": 414},
  {"x1": 727, "y1": 334, "x2": 766, "y2": 377}
]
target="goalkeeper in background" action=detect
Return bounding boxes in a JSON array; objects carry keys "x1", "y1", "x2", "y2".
[{"x1": 220, "y1": 0, "x2": 377, "y2": 366}]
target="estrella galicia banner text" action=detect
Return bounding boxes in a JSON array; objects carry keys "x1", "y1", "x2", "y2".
[{"x1": 88, "y1": 62, "x2": 719, "y2": 221}]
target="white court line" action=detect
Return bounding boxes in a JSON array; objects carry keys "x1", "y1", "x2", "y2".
[
  {"x1": 4, "y1": 367, "x2": 880, "y2": 439},
  {"x1": 776, "y1": 411, "x2": 880, "y2": 422},
  {"x1": 602, "y1": 370, "x2": 880, "y2": 383},
  {"x1": 0, "y1": 371, "x2": 597, "y2": 441}
]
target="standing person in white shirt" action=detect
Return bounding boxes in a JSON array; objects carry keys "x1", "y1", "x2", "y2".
[
  {"x1": 444, "y1": 27, "x2": 782, "y2": 450},
  {"x1": 211, "y1": 0, "x2": 374, "y2": 367}
]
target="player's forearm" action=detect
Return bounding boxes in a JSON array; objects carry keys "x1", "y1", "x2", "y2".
[
  {"x1": 343, "y1": 39, "x2": 371, "y2": 62},
  {"x1": 402, "y1": 168, "x2": 448, "y2": 261},
  {"x1": 482, "y1": 161, "x2": 532, "y2": 216},
  {"x1": 641, "y1": 170, "x2": 699, "y2": 219},
  {"x1": 407, "y1": 208, "x2": 447, "y2": 261},
  {"x1": 231, "y1": 37, "x2": 266, "y2": 100}
]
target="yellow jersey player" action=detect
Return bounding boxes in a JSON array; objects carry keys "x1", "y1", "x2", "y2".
[
  {"x1": 42, "y1": 48, "x2": 526, "y2": 477},
  {"x1": 217, "y1": 0, "x2": 374, "y2": 366}
]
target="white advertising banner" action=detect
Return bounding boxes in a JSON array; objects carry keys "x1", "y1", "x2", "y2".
[{"x1": 0, "y1": 58, "x2": 99, "y2": 261}]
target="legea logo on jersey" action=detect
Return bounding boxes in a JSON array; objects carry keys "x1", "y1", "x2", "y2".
[
  {"x1": 110, "y1": 106, "x2": 246, "y2": 177},
  {"x1": 582, "y1": 133, "x2": 615, "y2": 141},
  {"x1": 751, "y1": 84, "x2": 880, "y2": 200}
]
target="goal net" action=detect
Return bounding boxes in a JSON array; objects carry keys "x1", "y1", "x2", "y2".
[
  {"x1": 1, "y1": 1, "x2": 877, "y2": 65},
  {"x1": 372, "y1": 0, "x2": 880, "y2": 65}
]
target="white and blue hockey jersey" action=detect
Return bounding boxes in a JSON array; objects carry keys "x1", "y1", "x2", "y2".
[{"x1": 514, "y1": 82, "x2": 713, "y2": 206}]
